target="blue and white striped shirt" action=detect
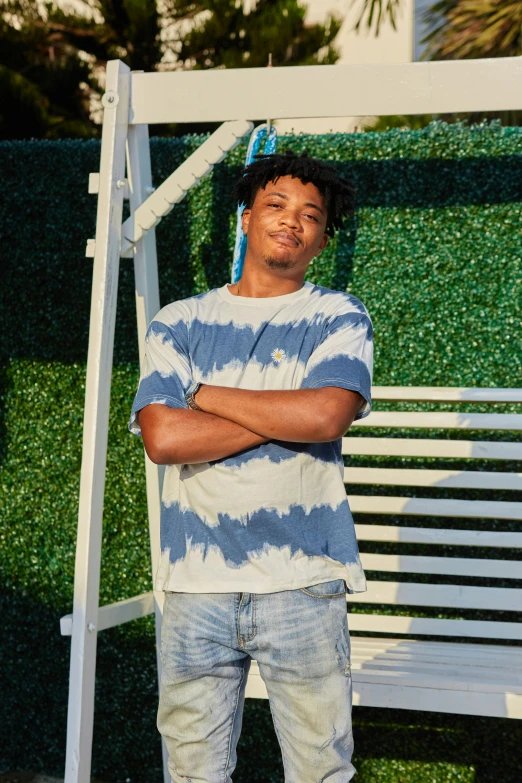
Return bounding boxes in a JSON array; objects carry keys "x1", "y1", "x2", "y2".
[{"x1": 130, "y1": 282, "x2": 373, "y2": 594}]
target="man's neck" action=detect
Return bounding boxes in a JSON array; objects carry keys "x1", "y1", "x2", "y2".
[{"x1": 232, "y1": 268, "x2": 305, "y2": 298}]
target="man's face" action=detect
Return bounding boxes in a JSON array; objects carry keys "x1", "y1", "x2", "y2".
[{"x1": 241, "y1": 175, "x2": 328, "y2": 276}]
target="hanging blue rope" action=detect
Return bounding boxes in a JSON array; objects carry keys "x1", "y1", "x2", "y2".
[{"x1": 231, "y1": 123, "x2": 278, "y2": 284}]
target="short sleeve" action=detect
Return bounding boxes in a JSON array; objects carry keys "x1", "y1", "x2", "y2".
[
  {"x1": 129, "y1": 313, "x2": 192, "y2": 437},
  {"x1": 301, "y1": 303, "x2": 373, "y2": 421}
]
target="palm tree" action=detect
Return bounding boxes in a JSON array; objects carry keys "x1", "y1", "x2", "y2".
[
  {"x1": 357, "y1": 0, "x2": 522, "y2": 129},
  {"x1": 422, "y1": 0, "x2": 522, "y2": 60},
  {"x1": 351, "y1": 0, "x2": 403, "y2": 34}
]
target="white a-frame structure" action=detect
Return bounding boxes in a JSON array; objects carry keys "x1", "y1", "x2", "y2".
[{"x1": 61, "y1": 57, "x2": 522, "y2": 783}]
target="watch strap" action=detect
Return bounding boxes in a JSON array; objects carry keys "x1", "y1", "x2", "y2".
[{"x1": 185, "y1": 381, "x2": 203, "y2": 411}]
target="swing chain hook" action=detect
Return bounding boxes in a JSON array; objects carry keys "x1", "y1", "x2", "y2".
[{"x1": 267, "y1": 52, "x2": 273, "y2": 136}]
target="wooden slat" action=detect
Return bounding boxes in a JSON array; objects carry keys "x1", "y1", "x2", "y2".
[
  {"x1": 353, "y1": 412, "x2": 522, "y2": 430},
  {"x1": 359, "y1": 553, "x2": 522, "y2": 580},
  {"x1": 97, "y1": 592, "x2": 154, "y2": 632},
  {"x1": 349, "y1": 581, "x2": 522, "y2": 611},
  {"x1": 342, "y1": 437, "x2": 522, "y2": 460},
  {"x1": 354, "y1": 524, "x2": 522, "y2": 548},
  {"x1": 346, "y1": 636, "x2": 522, "y2": 660},
  {"x1": 351, "y1": 652, "x2": 522, "y2": 681},
  {"x1": 351, "y1": 643, "x2": 522, "y2": 681},
  {"x1": 372, "y1": 386, "x2": 522, "y2": 403},
  {"x1": 349, "y1": 495, "x2": 522, "y2": 520},
  {"x1": 347, "y1": 613, "x2": 522, "y2": 640},
  {"x1": 352, "y1": 681, "x2": 522, "y2": 719},
  {"x1": 348, "y1": 638, "x2": 522, "y2": 664},
  {"x1": 344, "y1": 467, "x2": 522, "y2": 490},
  {"x1": 60, "y1": 591, "x2": 154, "y2": 636},
  {"x1": 350, "y1": 664, "x2": 522, "y2": 693},
  {"x1": 130, "y1": 58, "x2": 522, "y2": 125}
]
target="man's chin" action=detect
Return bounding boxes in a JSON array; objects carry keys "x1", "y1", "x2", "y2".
[{"x1": 263, "y1": 254, "x2": 298, "y2": 270}]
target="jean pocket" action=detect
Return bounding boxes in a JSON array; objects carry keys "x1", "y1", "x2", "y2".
[{"x1": 299, "y1": 579, "x2": 346, "y2": 598}]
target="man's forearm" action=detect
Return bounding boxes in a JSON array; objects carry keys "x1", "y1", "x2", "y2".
[
  {"x1": 138, "y1": 405, "x2": 269, "y2": 465},
  {"x1": 195, "y1": 385, "x2": 363, "y2": 442}
]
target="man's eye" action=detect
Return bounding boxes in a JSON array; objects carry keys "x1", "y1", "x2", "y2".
[{"x1": 305, "y1": 213, "x2": 318, "y2": 221}]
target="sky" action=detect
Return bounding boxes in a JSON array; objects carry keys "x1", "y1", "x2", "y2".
[{"x1": 415, "y1": 0, "x2": 438, "y2": 60}]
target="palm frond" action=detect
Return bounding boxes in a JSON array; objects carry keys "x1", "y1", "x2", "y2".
[
  {"x1": 422, "y1": 0, "x2": 522, "y2": 61},
  {"x1": 352, "y1": 0, "x2": 403, "y2": 35}
]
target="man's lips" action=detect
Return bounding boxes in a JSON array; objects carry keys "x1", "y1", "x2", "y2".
[{"x1": 270, "y1": 231, "x2": 300, "y2": 247}]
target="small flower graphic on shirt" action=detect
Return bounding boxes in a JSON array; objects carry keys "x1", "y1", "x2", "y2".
[{"x1": 271, "y1": 348, "x2": 286, "y2": 364}]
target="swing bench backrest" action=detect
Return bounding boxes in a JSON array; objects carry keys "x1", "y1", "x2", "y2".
[{"x1": 344, "y1": 385, "x2": 522, "y2": 641}]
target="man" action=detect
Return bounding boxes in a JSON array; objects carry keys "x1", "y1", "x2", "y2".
[{"x1": 129, "y1": 150, "x2": 373, "y2": 783}]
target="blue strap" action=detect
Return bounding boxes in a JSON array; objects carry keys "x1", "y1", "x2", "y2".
[{"x1": 231, "y1": 124, "x2": 278, "y2": 284}]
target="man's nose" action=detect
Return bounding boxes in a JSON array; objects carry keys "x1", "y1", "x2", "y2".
[{"x1": 279, "y1": 210, "x2": 300, "y2": 229}]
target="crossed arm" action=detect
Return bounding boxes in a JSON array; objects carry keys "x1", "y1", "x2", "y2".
[{"x1": 138, "y1": 384, "x2": 365, "y2": 465}]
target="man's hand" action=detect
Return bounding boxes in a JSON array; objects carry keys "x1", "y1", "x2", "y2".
[
  {"x1": 138, "y1": 405, "x2": 269, "y2": 466},
  {"x1": 194, "y1": 385, "x2": 365, "y2": 443}
]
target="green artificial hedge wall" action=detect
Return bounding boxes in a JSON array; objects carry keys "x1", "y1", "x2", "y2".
[{"x1": 1, "y1": 122, "x2": 521, "y2": 783}]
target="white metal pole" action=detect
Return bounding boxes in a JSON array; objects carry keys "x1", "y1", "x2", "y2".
[
  {"x1": 126, "y1": 118, "x2": 170, "y2": 783},
  {"x1": 64, "y1": 59, "x2": 131, "y2": 783}
]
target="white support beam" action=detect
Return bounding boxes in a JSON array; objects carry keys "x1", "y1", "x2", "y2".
[
  {"x1": 348, "y1": 495, "x2": 522, "y2": 520},
  {"x1": 359, "y1": 553, "x2": 522, "y2": 580},
  {"x1": 354, "y1": 524, "x2": 522, "y2": 549},
  {"x1": 126, "y1": 118, "x2": 170, "y2": 783},
  {"x1": 129, "y1": 58, "x2": 522, "y2": 125},
  {"x1": 353, "y1": 412, "x2": 522, "y2": 430},
  {"x1": 372, "y1": 386, "x2": 522, "y2": 403},
  {"x1": 64, "y1": 60, "x2": 131, "y2": 783},
  {"x1": 88, "y1": 173, "x2": 100, "y2": 194},
  {"x1": 121, "y1": 120, "x2": 253, "y2": 256},
  {"x1": 344, "y1": 467, "x2": 522, "y2": 491},
  {"x1": 347, "y1": 614, "x2": 522, "y2": 641},
  {"x1": 342, "y1": 438, "x2": 522, "y2": 460},
  {"x1": 349, "y1": 581, "x2": 522, "y2": 612},
  {"x1": 60, "y1": 592, "x2": 154, "y2": 636}
]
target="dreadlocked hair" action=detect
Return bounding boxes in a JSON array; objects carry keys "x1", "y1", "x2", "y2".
[{"x1": 233, "y1": 149, "x2": 355, "y2": 237}]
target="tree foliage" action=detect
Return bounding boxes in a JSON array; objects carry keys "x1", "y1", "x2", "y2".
[
  {"x1": 0, "y1": 1, "x2": 99, "y2": 138},
  {"x1": 170, "y1": 0, "x2": 340, "y2": 69},
  {"x1": 422, "y1": 0, "x2": 522, "y2": 60},
  {"x1": 351, "y1": 0, "x2": 402, "y2": 35},
  {"x1": 0, "y1": 0, "x2": 340, "y2": 139}
]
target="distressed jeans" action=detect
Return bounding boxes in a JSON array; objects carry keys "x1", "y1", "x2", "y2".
[{"x1": 158, "y1": 579, "x2": 355, "y2": 783}]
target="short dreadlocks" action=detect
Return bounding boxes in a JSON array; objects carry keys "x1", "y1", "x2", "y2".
[{"x1": 233, "y1": 150, "x2": 355, "y2": 237}]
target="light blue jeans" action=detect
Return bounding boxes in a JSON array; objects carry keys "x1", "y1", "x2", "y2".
[{"x1": 158, "y1": 579, "x2": 355, "y2": 782}]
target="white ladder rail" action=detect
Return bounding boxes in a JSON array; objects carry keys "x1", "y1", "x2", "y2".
[
  {"x1": 64, "y1": 60, "x2": 131, "y2": 783},
  {"x1": 126, "y1": 117, "x2": 170, "y2": 783}
]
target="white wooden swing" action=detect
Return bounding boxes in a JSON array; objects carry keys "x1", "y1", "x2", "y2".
[{"x1": 61, "y1": 57, "x2": 522, "y2": 783}]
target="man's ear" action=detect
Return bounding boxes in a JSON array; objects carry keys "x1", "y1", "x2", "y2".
[
  {"x1": 317, "y1": 234, "x2": 328, "y2": 255},
  {"x1": 241, "y1": 208, "x2": 251, "y2": 234}
]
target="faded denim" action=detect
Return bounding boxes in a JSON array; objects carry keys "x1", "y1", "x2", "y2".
[{"x1": 158, "y1": 579, "x2": 355, "y2": 783}]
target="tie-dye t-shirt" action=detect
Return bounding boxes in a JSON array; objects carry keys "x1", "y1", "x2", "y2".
[{"x1": 129, "y1": 282, "x2": 373, "y2": 594}]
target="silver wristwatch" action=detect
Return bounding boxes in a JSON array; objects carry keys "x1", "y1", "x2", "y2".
[{"x1": 185, "y1": 382, "x2": 203, "y2": 411}]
